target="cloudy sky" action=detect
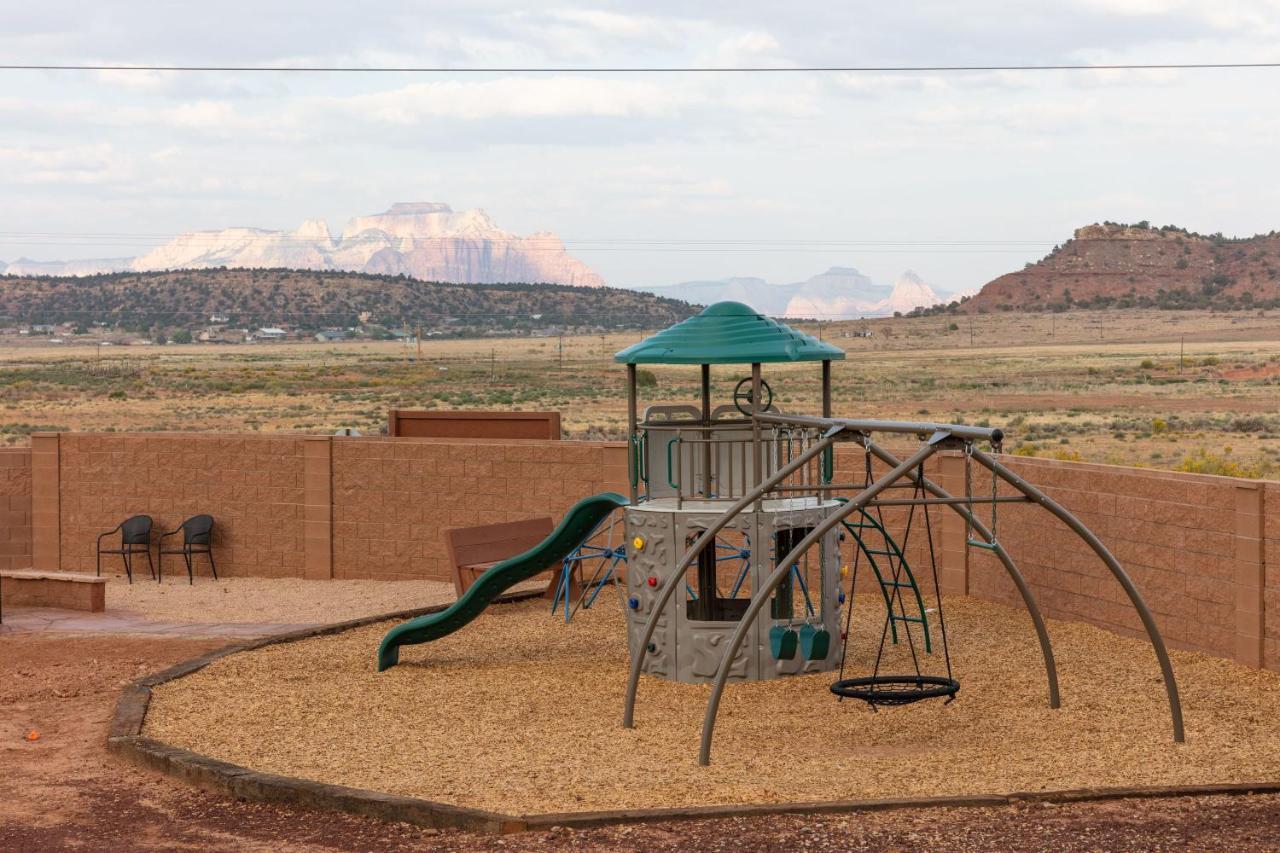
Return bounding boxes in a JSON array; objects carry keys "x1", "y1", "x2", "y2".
[{"x1": 2, "y1": 2, "x2": 1278, "y2": 292}]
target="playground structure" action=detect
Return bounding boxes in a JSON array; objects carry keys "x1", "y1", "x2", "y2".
[{"x1": 376, "y1": 301, "x2": 1184, "y2": 768}]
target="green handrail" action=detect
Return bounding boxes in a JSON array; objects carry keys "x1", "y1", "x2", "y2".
[{"x1": 629, "y1": 432, "x2": 652, "y2": 491}]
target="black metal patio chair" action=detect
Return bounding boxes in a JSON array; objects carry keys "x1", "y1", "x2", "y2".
[
  {"x1": 96, "y1": 515, "x2": 155, "y2": 584},
  {"x1": 158, "y1": 515, "x2": 218, "y2": 584}
]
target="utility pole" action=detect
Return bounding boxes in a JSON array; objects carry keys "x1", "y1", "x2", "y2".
[
  {"x1": 1179, "y1": 334, "x2": 1185, "y2": 374},
  {"x1": 969, "y1": 317, "x2": 974, "y2": 347},
  {"x1": 1051, "y1": 313, "x2": 1055, "y2": 338},
  {"x1": 416, "y1": 325, "x2": 422, "y2": 362},
  {"x1": 558, "y1": 333, "x2": 564, "y2": 370},
  {"x1": 490, "y1": 347, "x2": 496, "y2": 381}
]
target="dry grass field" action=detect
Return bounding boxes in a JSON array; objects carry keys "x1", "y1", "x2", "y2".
[{"x1": 3, "y1": 308, "x2": 1280, "y2": 477}]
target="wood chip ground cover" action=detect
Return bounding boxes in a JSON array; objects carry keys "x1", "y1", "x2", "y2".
[{"x1": 143, "y1": 597, "x2": 1280, "y2": 816}]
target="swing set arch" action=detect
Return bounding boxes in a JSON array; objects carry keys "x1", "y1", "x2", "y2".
[{"x1": 618, "y1": 412, "x2": 1182, "y2": 767}]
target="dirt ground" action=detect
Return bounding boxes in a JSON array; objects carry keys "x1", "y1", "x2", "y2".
[{"x1": 4, "y1": 630, "x2": 1280, "y2": 851}]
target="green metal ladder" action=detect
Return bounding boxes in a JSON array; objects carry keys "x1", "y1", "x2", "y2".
[{"x1": 834, "y1": 497, "x2": 933, "y2": 653}]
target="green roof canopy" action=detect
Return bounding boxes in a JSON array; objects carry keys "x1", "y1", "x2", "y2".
[{"x1": 615, "y1": 301, "x2": 846, "y2": 365}]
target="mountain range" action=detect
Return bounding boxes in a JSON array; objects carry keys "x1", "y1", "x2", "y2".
[
  {"x1": 638, "y1": 268, "x2": 951, "y2": 318},
  {"x1": 0, "y1": 203, "x2": 604, "y2": 288}
]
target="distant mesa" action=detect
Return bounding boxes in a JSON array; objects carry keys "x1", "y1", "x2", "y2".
[
  {"x1": 1, "y1": 203, "x2": 605, "y2": 288},
  {"x1": 639, "y1": 267, "x2": 947, "y2": 319},
  {"x1": 965, "y1": 221, "x2": 1280, "y2": 312}
]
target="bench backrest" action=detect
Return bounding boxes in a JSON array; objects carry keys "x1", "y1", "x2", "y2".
[{"x1": 445, "y1": 517, "x2": 555, "y2": 570}]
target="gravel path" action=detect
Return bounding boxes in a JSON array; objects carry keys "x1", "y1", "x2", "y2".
[{"x1": 103, "y1": 575, "x2": 463, "y2": 625}]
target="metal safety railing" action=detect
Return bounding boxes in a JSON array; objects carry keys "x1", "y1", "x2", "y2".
[{"x1": 640, "y1": 423, "x2": 830, "y2": 505}]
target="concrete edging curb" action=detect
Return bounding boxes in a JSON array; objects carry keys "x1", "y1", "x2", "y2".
[{"x1": 108, "y1": 591, "x2": 1280, "y2": 835}]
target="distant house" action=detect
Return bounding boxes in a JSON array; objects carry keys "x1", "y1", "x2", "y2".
[
  {"x1": 314, "y1": 330, "x2": 348, "y2": 342},
  {"x1": 255, "y1": 327, "x2": 287, "y2": 341},
  {"x1": 209, "y1": 314, "x2": 230, "y2": 324},
  {"x1": 198, "y1": 327, "x2": 241, "y2": 343}
]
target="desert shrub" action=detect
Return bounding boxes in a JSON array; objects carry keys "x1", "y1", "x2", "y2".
[
  {"x1": 1151, "y1": 417, "x2": 1168, "y2": 434},
  {"x1": 636, "y1": 368, "x2": 658, "y2": 388},
  {"x1": 1230, "y1": 416, "x2": 1268, "y2": 433},
  {"x1": 1175, "y1": 448, "x2": 1267, "y2": 479}
]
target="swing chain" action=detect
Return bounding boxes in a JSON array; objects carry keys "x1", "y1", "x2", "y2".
[
  {"x1": 990, "y1": 454, "x2": 999, "y2": 540},
  {"x1": 962, "y1": 440, "x2": 1001, "y2": 548}
]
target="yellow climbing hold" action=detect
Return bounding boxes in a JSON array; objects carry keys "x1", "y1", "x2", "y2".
[
  {"x1": 839, "y1": 565, "x2": 850, "y2": 578},
  {"x1": 632, "y1": 536, "x2": 646, "y2": 551}
]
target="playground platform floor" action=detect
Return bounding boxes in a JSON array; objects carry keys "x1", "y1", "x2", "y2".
[{"x1": 143, "y1": 595, "x2": 1280, "y2": 817}]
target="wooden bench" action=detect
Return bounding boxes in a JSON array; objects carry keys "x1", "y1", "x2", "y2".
[
  {"x1": 444, "y1": 518, "x2": 578, "y2": 599},
  {"x1": 0, "y1": 570, "x2": 107, "y2": 613}
]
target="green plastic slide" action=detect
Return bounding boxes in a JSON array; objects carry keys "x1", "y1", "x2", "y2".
[{"x1": 376, "y1": 491, "x2": 629, "y2": 671}]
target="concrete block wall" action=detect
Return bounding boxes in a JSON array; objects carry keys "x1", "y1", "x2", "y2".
[
  {"x1": 1262, "y1": 482, "x2": 1280, "y2": 670},
  {"x1": 961, "y1": 456, "x2": 1259, "y2": 667},
  {"x1": 15, "y1": 429, "x2": 1277, "y2": 673},
  {"x1": 0, "y1": 447, "x2": 32, "y2": 572},
  {"x1": 53, "y1": 433, "x2": 307, "y2": 578},
  {"x1": 330, "y1": 437, "x2": 629, "y2": 581}
]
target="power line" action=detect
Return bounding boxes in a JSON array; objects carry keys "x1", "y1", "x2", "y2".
[{"x1": 2, "y1": 62, "x2": 1279, "y2": 73}]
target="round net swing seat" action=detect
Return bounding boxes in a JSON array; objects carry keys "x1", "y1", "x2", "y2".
[{"x1": 830, "y1": 675, "x2": 960, "y2": 706}]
